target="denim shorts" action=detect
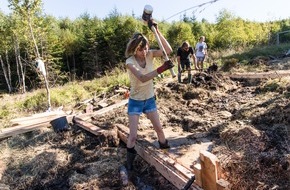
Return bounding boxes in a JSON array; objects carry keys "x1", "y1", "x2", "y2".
[
  {"x1": 197, "y1": 56, "x2": 205, "y2": 62},
  {"x1": 127, "y1": 96, "x2": 157, "y2": 115}
]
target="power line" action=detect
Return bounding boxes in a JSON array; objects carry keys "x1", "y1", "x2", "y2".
[{"x1": 164, "y1": 0, "x2": 220, "y2": 21}]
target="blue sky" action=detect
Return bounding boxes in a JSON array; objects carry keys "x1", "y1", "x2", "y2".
[{"x1": 0, "y1": 0, "x2": 289, "y2": 23}]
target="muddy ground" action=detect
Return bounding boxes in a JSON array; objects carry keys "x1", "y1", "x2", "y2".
[{"x1": 0, "y1": 58, "x2": 290, "y2": 190}]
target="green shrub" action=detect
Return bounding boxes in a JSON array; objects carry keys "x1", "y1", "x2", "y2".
[
  {"x1": 20, "y1": 92, "x2": 48, "y2": 111},
  {"x1": 221, "y1": 58, "x2": 239, "y2": 71},
  {"x1": 0, "y1": 106, "x2": 10, "y2": 119}
]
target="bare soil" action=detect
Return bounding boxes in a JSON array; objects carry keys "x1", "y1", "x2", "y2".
[{"x1": 0, "y1": 57, "x2": 289, "y2": 190}]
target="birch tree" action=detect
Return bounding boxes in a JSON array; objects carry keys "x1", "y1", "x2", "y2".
[
  {"x1": 8, "y1": 0, "x2": 51, "y2": 110},
  {"x1": 0, "y1": 13, "x2": 13, "y2": 93}
]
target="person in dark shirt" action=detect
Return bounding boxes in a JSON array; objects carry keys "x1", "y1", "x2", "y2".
[{"x1": 176, "y1": 41, "x2": 197, "y2": 83}]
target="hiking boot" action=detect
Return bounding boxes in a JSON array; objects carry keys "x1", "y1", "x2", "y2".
[
  {"x1": 126, "y1": 151, "x2": 136, "y2": 171},
  {"x1": 178, "y1": 72, "x2": 182, "y2": 83},
  {"x1": 158, "y1": 139, "x2": 170, "y2": 149}
]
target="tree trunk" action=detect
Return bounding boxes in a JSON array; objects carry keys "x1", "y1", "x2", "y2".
[
  {"x1": 0, "y1": 54, "x2": 12, "y2": 93},
  {"x1": 14, "y1": 41, "x2": 22, "y2": 91},
  {"x1": 27, "y1": 13, "x2": 50, "y2": 109},
  {"x1": 28, "y1": 16, "x2": 40, "y2": 58},
  {"x1": 73, "y1": 53, "x2": 76, "y2": 81},
  {"x1": 43, "y1": 73, "x2": 51, "y2": 111},
  {"x1": 5, "y1": 51, "x2": 12, "y2": 91},
  {"x1": 14, "y1": 37, "x2": 26, "y2": 93},
  {"x1": 66, "y1": 54, "x2": 71, "y2": 81},
  {"x1": 18, "y1": 54, "x2": 26, "y2": 93}
]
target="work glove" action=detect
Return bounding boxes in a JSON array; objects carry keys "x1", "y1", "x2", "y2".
[
  {"x1": 148, "y1": 19, "x2": 158, "y2": 31},
  {"x1": 157, "y1": 60, "x2": 174, "y2": 74}
]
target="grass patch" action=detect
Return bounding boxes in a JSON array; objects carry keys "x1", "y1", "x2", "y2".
[
  {"x1": 220, "y1": 58, "x2": 239, "y2": 72},
  {"x1": 257, "y1": 77, "x2": 290, "y2": 94},
  {"x1": 225, "y1": 43, "x2": 290, "y2": 62},
  {"x1": 0, "y1": 105, "x2": 10, "y2": 119},
  {"x1": 0, "y1": 67, "x2": 130, "y2": 128}
]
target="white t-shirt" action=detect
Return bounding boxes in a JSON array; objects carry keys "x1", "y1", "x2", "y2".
[
  {"x1": 126, "y1": 51, "x2": 155, "y2": 100},
  {"x1": 195, "y1": 42, "x2": 207, "y2": 57}
]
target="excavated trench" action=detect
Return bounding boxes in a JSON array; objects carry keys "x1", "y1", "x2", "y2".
[{"x1": 0, "y1": 70, "x2": 289, "y2": 190}]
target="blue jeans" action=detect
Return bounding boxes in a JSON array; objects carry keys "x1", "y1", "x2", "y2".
[{"x1": 127, "y1": 96, "x2": 157, "y2": 115}]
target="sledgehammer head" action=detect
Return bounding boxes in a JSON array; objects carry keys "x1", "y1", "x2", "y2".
[{"x1": 142, "y1": 5, "x2": 153, "y2": 22}]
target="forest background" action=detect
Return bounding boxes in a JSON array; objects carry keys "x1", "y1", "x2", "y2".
[{"x1": 0, "y1": 0, "x2": 290, "y2": 116}]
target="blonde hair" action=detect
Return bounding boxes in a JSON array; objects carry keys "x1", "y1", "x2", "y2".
[
  {"x1": 199, "y1": 36, "x2": 205, "y2": 40},
  {"x1": 125, "y1": 32, "x2": 149, "y2": 58}
]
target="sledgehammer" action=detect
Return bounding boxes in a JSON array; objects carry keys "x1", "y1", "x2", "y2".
[{"x1": 142, "y1": 5, "x2": 176, "y2": 78}]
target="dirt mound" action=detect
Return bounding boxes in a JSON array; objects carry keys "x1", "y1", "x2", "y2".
[{"x1": 0, "y1": 70, "x2": 289, "y2": 189}]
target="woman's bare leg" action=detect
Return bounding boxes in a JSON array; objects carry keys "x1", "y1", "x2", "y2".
[
  {"x1": 127, "y1": 114, "x2": 139, "y2": 148},
  {"x1": 146, "y1": 111, "x2": 166, "y2": 143}
]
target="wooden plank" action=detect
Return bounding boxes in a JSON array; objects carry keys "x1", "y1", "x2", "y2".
[
  {"x1": 194, "y1": 163, "x2": 202, "y2": 187},
  {"x1": 10, "y1": 110, "x2": 66, "y2": 124},
  {"x1": 73, "y1": 117, "x2": 108, "y2": 136},
  {"x1": 11, "y1": 112, "x2": 67, "y2": 126},
  {"x1": 216, "y1": 179, "x2": 231, "y2": 190},
  {"x1": 1, "y1": 99, "x2": 127, "y2": 139},
  {"x1": 115, "y1": 123, "x2": 201, "y2": 190},
  {"x1": 80, "y1": 99, "x2": 128, "y2": 121},
  {"x1": 0, "y1": 121, "x2": 51, "y2": 139},
  {"x1": 0, "y1": 112, "x2": 70, "y2": 139},
  {"x1": 229, "y1": 70, "x2": 290, "y2": 79},
  {"x1": 200, "y1": 150, "x2": 220, "y2": 190},
  {"x1": 85, "y1": 104, "x2": 94, "y2": 113}
]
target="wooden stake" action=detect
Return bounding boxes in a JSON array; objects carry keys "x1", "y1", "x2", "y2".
[
  {"x1": 193, "y1": 163, "x2": 202, "y2": 187},
  {"x1": 200, "y1": 150, "x2": 220, "y2": 190}
]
